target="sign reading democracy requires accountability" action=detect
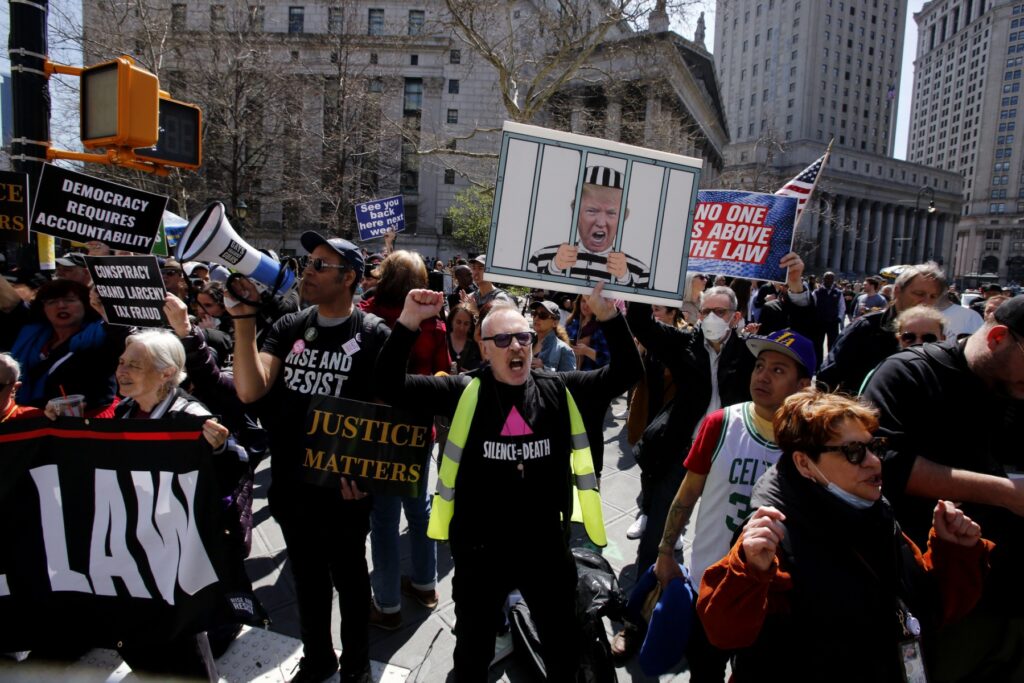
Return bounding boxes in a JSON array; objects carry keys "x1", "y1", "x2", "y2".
[
  {"x1": 302, "y1": 395, "x2": 432, "y2": 497},
  {"x1": 0, "y1": 417, "x2": 260, "y2": 651},
  {"x1": 86, "y1": 255, "x2": 168, "y2": 327},
  {"x1": 0, "y1": 170, "x2": 30, "y2": 244},
  {"x1": 687, "y1": 190, "x2": 798, "y2": 282},
  {"x1": 354, "y1": 195, "x2": 405, "y2": 240},
  {"x1": 30, "y1": 163, "x2": 168, "y2": 253}
]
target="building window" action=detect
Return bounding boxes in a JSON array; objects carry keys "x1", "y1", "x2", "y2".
[
  {"x1": 368, "y1": 8, "x2": 384, "y2": 35},
  {"x1": 328, "y1": 7, "x2": 343, "y2": 34},
  {"x1": 171, "y1": 4, "x2": 186, "y2": 31},
  {"x1": 447, "y1": 108, "x2": 458, "y2": 124},
  {"x1": 408, "y1": 9, "x2": 424, "y2": 35},
  {"x1": 411, "y1": 54, "x2": 418, "y2": 65},
  {"x1": 368, "y1": 78, "x2": 383, "y2": 93},
  {"x1": 404, "y1": 78, "x2": 423, "y2": 112},
  {"x1": 450, "y1": 49, "x2": 461, "y2": 64},
  {"x1": 369, "y1": 53, "x2": 378, "y2": 64},
  {"x1": 444, "y1": 169, "x2": 456, "y2": 184},
  {"x1": 288, "y1": 6, "x2": 304, "y2": 34},
  {"x1": 448, "y1": 79, "x2": 460, "y2": 94},
  {"x1": 442, "y1": 217, "x2": 454, "y2": 235}
]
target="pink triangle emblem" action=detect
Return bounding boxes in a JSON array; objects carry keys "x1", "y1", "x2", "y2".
[{"x1": 500, "y1": 406, "x2": 534, "y2": 436}]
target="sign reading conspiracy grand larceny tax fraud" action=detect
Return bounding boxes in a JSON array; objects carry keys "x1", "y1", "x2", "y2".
[
  {"x1": 302, "y1": 395, "x2": 433, "y2": 497},
  {"x1": 85, "y1": 255, "x2": 168, "y2": 328},
  {"x1": 0, "y1": 170, "x2": 30, "y2": 244},
  {"x1": 30, "y1": 164, "x2": 168, "y2": 254}
]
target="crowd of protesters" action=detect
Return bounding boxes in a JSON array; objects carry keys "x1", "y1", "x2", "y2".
[{"x1": 3, "y1": 229, "x2": 1024, "y2": 683}]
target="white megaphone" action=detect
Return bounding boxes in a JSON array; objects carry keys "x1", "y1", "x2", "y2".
[{"x1": 176, "y1": 202, "x2": 295, "y2": 293}]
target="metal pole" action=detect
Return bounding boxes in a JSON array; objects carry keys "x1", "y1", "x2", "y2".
[{"x1": 8, "y1": 0, "x2": 50, "y2": 270}]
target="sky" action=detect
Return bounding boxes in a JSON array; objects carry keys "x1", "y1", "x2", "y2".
[{"x1": 683, "y1": 0, "x2": 928, "y2": 160}]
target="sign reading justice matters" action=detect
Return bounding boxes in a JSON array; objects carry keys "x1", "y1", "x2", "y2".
[{"x1": 302, "y1": 396, "x2": 432, "y2": 497}]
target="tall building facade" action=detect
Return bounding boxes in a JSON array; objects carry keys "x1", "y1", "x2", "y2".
[
  {"x1": 78, "y1": 1, "x2": 729, "y2": 261},
  {"x1": 909, "y1": 0, "x2": 1024, "y2": 283},
  {"x1": 715, "y1": 0, "x2": 962, "y2": 278}
]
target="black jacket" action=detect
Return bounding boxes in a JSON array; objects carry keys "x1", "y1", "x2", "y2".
[
  {"x1": 818, "y1": 306, "x2": 899, "y2": 393},
  {"x1": 626, "y1": 303, "x2": 753, "y2": 465}
]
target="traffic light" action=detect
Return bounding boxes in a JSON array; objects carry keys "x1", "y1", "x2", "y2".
[
  {"x1": 134, "y1": 96, "x2": 203, "y2": 170},
  {"x1": 80, "y1": 56, "x2": 159, "y2": 149}
]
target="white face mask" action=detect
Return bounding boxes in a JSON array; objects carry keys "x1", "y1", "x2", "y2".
[
  {"x1": 700, "y1": 311, "x2": 731, "y2": 342},
  {"x1": 808, "y1": 460, "x2": 875, "y2": 510}
]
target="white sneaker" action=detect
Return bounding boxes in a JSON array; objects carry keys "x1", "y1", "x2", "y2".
[
  {"x1": 675, "y1": 534, "x2": 685, "y2": 551},
  {"x1": 626, "y1": 514, "x2": 647, "y2": 539}
]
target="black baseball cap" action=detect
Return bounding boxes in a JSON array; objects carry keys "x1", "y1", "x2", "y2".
[
  {"x1": 994, "y1": 295, "x2": 1024, "y2": 337},
  {"x1": 300, "y1": 231, "x2": 364, "y2": 273},
  {"x1": 55, "y1": 253, "x2": 87, "y2": 268},
  {"x1": 530, "y1": 300, "x2": 560, "y2": 318}
]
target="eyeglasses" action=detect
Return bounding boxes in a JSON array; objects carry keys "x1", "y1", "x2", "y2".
[
  {"x1": 531, "y1": 311, "x2": 553, "y2": 320},
  {"x1": 301, "y1": 257, "x2": 348, "y2": 273},
  {"x1": 161, "y1": 268, "x2": 183, "y2": 277},
  {"x1": 481, "y1": 331, "x2": 537, "y2": 348},
  {"x1": 899, "y1": 332, "x2": 939, "y2": 345},
  {"x1": 809, "y1": 437, "x2": 888, "y2": 465},
  {"x1": 699, "y1": 307, "x2": 735, "y2": 318},
  {"x1": 43, "y1": 296, "x2": 81, "y2": 307}
]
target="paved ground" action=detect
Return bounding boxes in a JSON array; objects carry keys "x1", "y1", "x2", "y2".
[{"x1": 246, "y1": 394, "x2": 696, "y2": 682}]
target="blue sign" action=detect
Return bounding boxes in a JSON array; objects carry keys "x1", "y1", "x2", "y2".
[
  {"x1": 687, "y1": 191, "x2": 797, "y2": 282},
  {"x1": 354, "y1": 195, "x2": 405, "y2": 240}
]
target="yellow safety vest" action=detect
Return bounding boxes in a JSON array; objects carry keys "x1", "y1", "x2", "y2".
[{"x1": 426, "y1": 377, "x2": 607, "y2": 547}]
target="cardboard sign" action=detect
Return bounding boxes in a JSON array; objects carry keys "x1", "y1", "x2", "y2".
[
  {"x1": 30, "y1": 164, "x2": 168, "y2": 254},
  {"x1": 485, "y1": 122, "x2": 703, "y2": 307},
  {"x1": 301, "y1": 395, "x2": 432, "y2": 497},
  {"x1": 688, "y1": 191, "x2": 798, "y2": 282},
  {"x1": 355, "y1": 195, "x2": 405, "y2": 240},
  {"x1": 0, "y1": 170, "x2": 30, "y2": 244},
  {"x1": 85, "y1": 255, "x2": 168, "y2": 327}
]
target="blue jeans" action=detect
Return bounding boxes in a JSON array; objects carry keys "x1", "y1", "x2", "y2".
[{"x1": 370, "y1": 474, "x2": 436, "y2": 611}]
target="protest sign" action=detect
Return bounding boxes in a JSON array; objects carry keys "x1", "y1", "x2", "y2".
[
  {"x1": 687, "y1": 191, "x2": 798, "y2": 282},
  {"x1": 0, "y1": 170, "x2": 30, "y2": 244},
  {"x1": 355, "y1": 195, "x2": 405, "y2": 240},
  {"x1": 85, "y1": 254, "x2": 168, "y2": 327},
  {"x1": 0, "y1": 417, "x2": 257, "y2": 651},
  {"x1": 302, "y1": 396, "x2": 432, "y2": 496},
  {"x1": 484, "y1": 121, "x2": 702, "y2": 306},
  {"x1": 30, "y1": 163, "x2": 168, "y2": 254}
]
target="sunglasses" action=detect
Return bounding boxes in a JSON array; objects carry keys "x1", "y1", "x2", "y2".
[
  {"x1": 899, "y1": 332, "x2": 938, "y2": 344},
  {"x1": 161, "y1": 268, "x2": 183, "y2": 277},
  {"x1": 810, "y1": 437, "x2": 888, "y2": 465},
  {"x1": 301, "y1": 257, "x2": 348, "y2": 273},
  {"x1": 531, "y1": 311, "x2": 553, "y2": 320},
  {"x1": 700, "y1": 307, "x2": 735, "y2": 317},
  {"x1": 481, "y1": 331, "x2": 537, "y2": 348}
]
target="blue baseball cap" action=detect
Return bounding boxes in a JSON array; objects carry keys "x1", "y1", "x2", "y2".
[
  {"x1": 746, "y1": 328, "x2": 816, "y2": 376},
  {"x1": 625, "y1": 564, "x2": 696, "y2": 677},
  {"x1": 300, "y1": 231, "x2": 364, "y2": 273}
]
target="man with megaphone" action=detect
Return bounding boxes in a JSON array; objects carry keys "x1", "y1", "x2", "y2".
[{"x1": 229, "y1": 231, "x2": 391, "y2": 683}]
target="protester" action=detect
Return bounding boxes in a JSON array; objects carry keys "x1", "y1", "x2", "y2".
[
  {"x1": 697, "y1": 389, "x2": 991, "y2": 681},
  {"x1": 0, "y1": 352, "x2": 41, "y2": 422},
  {"x1": 54, "y1": 252, "x2": 91, "y2": 286},
  {"x1": 970, "y1": 283, "x2": 1003, "y2": 317},
  {"x1": 818, "y1": 262, "x2": 945, "y2": 393},
  {"x1": 446, "y1": 264, "x2": 476, "y2": 313},
  {"x1": 375, "y1": 283, "x2": 642, "y2": 682},
  {"x1": 651, "y1": 330, "x2": 814, "y2": 681},
  {"x1": 983, "y1": 294, "x2": 1009, "y2": 322},
  {"x1": 812, "y1": 271, "x2": 846, "y2": 351},
  {"x1": 935, "y1": 289, "x2": 983, "y2": 339},
  {"x1": 446, "y1": 304, "x2": 482, "y2": 373},
  {"x1": 464, "y1": 254, "x2": 512, "y2": 315},
  {"x1": 359, "y1": 250, "x2": 447, "y2": 630},
  {"x1": 565, "y1": 294, "x2": 610, "y2": 370},
  {"x1": 681, "y1": 273, "x2": 706, "y2": 324},
  {"x1": 895, "y1": 305, "x2": 946, "y2": 350},
  {"x1": 0, "y1": 278, "x2": 120, "y2": 413},
  {"x1": 161, "y1": 258, "x2": 191, "y2": 303},
  {"x1": 861, "y1": 295, "x2": 1024, "y2": 680},
  {"x1": 530, "y1": 299, "x2": 576, "y2": 372},
  {"x1": 854, "y1": 276, "x2": 887, "y2": 317},
  {"x1": 228, "y1": 231, "x2": 388, "y2": 683}
]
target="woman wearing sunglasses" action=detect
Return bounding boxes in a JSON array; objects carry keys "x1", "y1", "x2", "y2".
[
  {"x1": 698, "y1": 388, "x2": 992, "y2": 682},
  {"x1": 896, "y1": 305, "x2": 947, "y2": 349}
]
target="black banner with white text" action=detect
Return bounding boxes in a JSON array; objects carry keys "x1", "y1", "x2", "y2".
[{"x1": 0, "y1": 417, "x2": 240, "y2": 651}]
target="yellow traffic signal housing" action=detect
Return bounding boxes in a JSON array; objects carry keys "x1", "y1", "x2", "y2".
[
  {"x1": 80, "y1": 56, "x2": 159, "y2": 149},
  {"x1": 134, "y1": 96, "x2": 203, "y2": 170}
]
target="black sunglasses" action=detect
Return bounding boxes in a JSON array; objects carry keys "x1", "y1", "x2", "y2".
[
  {"x1": 531, "y1": 311, "x2": 553, "y2": 320},
  {"x1": 161, "y1": 268, "x2": 183, "y2": 277},
  {"x1": 900, "y1": 332, "x2": 938, "y2": 345},
  {"x1": 481, "y1": 331, "x2": 537, "y2": 348},
  {"x1": 301, "y1": 257, "x2": 348, "y2": 273},
  {"x1": 809, "y1": 437, "x2": 888, "y2": 465}
]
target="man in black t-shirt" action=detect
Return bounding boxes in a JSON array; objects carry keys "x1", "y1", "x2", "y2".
[
  {"x1": 376, "y1": 284, "x2": 642, "y2": 682},
  {"x1": 229, "y1": 232, "x2": 388, "y2": 683}
]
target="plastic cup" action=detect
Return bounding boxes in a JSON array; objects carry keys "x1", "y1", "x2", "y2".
[{"x1": 51, "y1": 394, "x2": 85, "y2": 417}]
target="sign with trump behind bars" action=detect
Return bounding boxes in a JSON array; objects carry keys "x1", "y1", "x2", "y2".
[{"x1": 302, "y1": 396, "x2": 432, "y2": 497}]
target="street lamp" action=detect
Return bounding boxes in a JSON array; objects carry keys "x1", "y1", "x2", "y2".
[{"x1": 915, "y1": 186, "x2": 936, "y2": 215}]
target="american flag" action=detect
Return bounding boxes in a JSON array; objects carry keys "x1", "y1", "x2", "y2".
[{"x1": 774, "y1": 144, "x2": 831, "y2": 228}]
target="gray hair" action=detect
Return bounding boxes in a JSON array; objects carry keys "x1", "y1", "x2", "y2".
[
  {"x1": 125, "y1": 329, "x2": 187, "y2": 387},
  {"x1": 0, "y1": 352, "x2": 21, "y2": 384},
  {"x1": 896, "y1": 305, "x2": 946, "y2": 332},
  {"x1": 480, "y1": 301, "x2": 524, "y2": 337},
  {"x1": 896, "y1": 262, "x2": 947, "y2": 292},
  {"x1": 700, "y1": 285, "x2": 739, "y2": 311}
]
